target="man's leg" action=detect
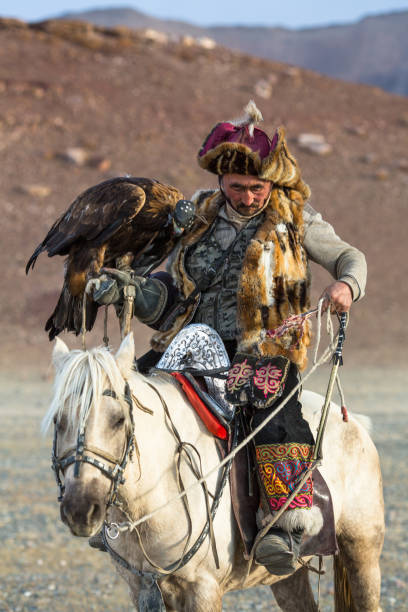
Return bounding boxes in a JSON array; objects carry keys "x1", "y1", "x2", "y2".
[{"x1": 250, "y1": 362, "x2": 322, "y2": 575}]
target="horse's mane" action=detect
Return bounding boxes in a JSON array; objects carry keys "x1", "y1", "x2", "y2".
[{"x1": 42, "y1": 346, "x2": 128, "y2": 434}]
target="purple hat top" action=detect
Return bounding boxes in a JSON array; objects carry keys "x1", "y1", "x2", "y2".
[{"x1": 199, "y1": 101, "x2": 278, "y2": 161}]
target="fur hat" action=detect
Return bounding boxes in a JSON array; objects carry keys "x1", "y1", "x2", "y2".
[{"x1": 198, "y1": 101, "x2": 306, "y2": 191}]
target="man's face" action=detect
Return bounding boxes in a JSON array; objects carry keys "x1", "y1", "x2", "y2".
[{"x1": 220, "y1": 174, "x2": 272, "y2": 216}]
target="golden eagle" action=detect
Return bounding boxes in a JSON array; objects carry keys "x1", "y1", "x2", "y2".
[{"x1": 26, "y1": 176, "x2": 194, "y2": 339}]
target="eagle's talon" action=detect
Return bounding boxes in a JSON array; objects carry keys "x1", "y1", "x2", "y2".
[
  {"x1": 85, "y1": 274, "x2": 110, "y2": 295},
  {"x1": 85, "y1": 278, "x2": 100, "y2": 294},
  {"x1": 100, "y1": 267, "x2": 134, "y2": 286}
]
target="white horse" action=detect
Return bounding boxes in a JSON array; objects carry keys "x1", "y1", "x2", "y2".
[{"x1": 44, "y1": 333, "x2": 384, "y2": 611}]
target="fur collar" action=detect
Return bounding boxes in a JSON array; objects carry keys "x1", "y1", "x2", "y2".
[{"x1": 152, "y1": 188, "x2": 311, "y2": 369}]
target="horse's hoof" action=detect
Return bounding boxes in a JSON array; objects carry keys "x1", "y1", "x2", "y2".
[{"x1": 254, "y1": 527, "x2": 302, "y2": 576}]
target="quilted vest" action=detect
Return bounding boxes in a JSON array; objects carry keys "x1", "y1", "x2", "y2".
[
  {"x1": 186, "y1": 214, "x2": 262, "y2": 339},
  {"x1": 151, "y1": 188, "x2": 311, "y2": 370}
]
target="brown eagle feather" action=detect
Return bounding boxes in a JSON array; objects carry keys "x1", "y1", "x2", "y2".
[{"x1": 26, "y1": 176, "x2": 184, "y2": 339}]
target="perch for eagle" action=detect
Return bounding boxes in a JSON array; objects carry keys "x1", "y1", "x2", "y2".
[{"x1": 26, "y1": 176, "x2": 194, "y2": 339}]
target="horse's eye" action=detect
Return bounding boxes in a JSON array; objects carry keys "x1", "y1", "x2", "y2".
[
  {"x1": 114, "y1": 417, "x2": 125, "y2": 429},
  {"x1": 56, "y1": 416, "x2": 68, "y2": 432}
]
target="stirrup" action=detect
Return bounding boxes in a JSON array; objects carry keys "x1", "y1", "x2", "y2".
[{"x1": 254, "y1": 527, "x2": 303, "y2": 576}]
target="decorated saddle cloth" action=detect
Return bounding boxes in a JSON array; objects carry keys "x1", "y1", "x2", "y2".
[{"x1": 225, "y1": 353, "x2": 291, "y2": 408}]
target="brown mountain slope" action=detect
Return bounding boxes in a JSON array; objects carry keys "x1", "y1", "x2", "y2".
[
  {"x1": 0, "y1": 18, "x2": 407, "y2": 371},
  {"x1": 59, "y1": 7, "x2": 408, "y2": 96},
  {"x1": 210, "y1": 11, "x2": 408, "y2": 96}
]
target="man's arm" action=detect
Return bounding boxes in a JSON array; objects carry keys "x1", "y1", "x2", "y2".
[
  {"x1": 303, "y1": 203, "x2": 367, "y2": 312},
  {"x1": 93, "y1": 271, "x2": 180, "y2": 329}
]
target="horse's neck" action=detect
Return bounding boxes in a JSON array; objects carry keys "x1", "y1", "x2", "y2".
[
  {"x1": 123, "y1": 372, "x2": 216, "y2": 518},
  {"x1": 115, "y1": 371, "x2": 235, "y2": 572}
]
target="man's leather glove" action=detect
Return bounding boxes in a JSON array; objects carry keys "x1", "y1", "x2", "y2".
[
  {"x1": 93, "y1": 276, "x2": 121, "y2": 305},
  {"x1": 132, "y1": 276, "x2": 168, "y2": 324},
  {"x1": 93, "y1": 271, "x2": 168, "y2": 326}
]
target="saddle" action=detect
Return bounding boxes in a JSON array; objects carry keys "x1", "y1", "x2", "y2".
[
  {"x1": 168, "y1": 369, "x2": 337, "y2": 560},
  {"x1": 154, "y1": 323, "x2": 338, "y2": 560}
]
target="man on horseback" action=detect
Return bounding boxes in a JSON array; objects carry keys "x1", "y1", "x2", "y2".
[{"x1": 96, "y1": 101, "x2": 367, "y2": 575}]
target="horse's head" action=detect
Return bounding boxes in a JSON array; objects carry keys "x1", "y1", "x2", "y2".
[{"x1": 44, "y1": 334, "x2": 136, "y2": 537}]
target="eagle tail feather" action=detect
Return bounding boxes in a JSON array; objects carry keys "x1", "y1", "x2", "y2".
[
  {"x1": 45, "y1": 287, "x2": 99, "y2": 340},
  {"x1": 25, "y1": 246, "x2": 44, "y2": 274}
]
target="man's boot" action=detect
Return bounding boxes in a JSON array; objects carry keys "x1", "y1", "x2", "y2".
[{"x1": 254, "y1": 526, "x2": 303, "y2": 576}]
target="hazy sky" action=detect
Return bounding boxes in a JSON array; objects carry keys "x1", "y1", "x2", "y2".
[{"x1": 2, "y1": 0, "x2": 408, "y2": 28}]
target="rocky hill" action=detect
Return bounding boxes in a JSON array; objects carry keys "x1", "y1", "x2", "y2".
[
  {"x1": 0, "y1": 18, "x2": 407, "y2": 372},
  {"x1": 60, "y1": 7, "x2": 408, "y2": 95}
]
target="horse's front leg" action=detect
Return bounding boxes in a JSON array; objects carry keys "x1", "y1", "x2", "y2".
[
  {"x1": 184, "y1": 580, "x2": 223, "y2": 612},
  {"x1": 270, "y1": 566, "x2": 318, "y2": 612},
  {"x1": 159, "y1": 574, "x2": 223, "y2": 612},
  {"x1": 113, "y1": 567, "x2": 142, "y2": 610}
]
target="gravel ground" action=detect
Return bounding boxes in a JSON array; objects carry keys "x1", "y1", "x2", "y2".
[{"x1": 0, "y1": 366, "x2": 406, "y2": 612}]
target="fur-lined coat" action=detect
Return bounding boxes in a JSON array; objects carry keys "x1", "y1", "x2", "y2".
[{"x1": 152, "y1": 186, "x2": 313, "y2": 370}]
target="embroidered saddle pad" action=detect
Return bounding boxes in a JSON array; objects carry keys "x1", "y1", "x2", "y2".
[{"x1": 226, "y1": 353, "x2": 291, "y2": 409}]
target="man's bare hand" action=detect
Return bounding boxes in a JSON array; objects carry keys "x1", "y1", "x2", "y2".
[{"x1": 319, "y1": 281, "x2": 353, "y2": 313}]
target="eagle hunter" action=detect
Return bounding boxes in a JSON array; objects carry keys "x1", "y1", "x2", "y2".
[{"x1": 26, "y1": 176, "x2": 194, "y2": 339}]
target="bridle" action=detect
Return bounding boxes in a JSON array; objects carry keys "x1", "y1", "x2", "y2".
[
  {"x1": 50, "y1": 373, "x2": 236, "y2": 609},
  {"x1": 51, "y1": 382, "x2": 135, "y2": 505}
]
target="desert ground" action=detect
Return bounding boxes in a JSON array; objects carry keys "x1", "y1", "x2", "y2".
[{"x1": 1, "y1": 361, "x2": 406, "y2": 612}]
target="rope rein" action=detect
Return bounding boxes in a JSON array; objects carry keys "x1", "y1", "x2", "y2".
[
  {"x1": 107, "y1": 299, "x2": 343, "y2": 535},
  {"x1": 106, "y1": 396, "x2": 236, "y2": 576},
  {"x1": 72, "y1": 297, "x2": 348, "y2": 594}
]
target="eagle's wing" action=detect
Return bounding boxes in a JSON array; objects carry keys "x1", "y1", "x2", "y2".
[{"x1": 26, "y1": 178, "x2": 147, "y2": 273}]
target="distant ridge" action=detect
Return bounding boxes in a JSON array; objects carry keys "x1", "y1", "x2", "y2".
[
  {"x1": 59, "y1": 6, "x2": 205, "y2": 36},
  {"x1": 58, "y1": 6, "x2": 408, "y2": 95}
]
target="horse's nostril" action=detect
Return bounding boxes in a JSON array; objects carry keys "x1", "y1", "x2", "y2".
[
  {"x1": 87, "y1": 503, "x2": 101, "y2": 526},
  {"x1": 60, "y1": 496, "x2": 102, "y2": 531}
]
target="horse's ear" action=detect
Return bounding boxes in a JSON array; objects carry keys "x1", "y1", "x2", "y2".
[
  {"x1": 52, "y1": 337, "x2": 69, "y2": 371},
  {"x1": 115, "y1": 333, "x2": 135, "y2": 378}
]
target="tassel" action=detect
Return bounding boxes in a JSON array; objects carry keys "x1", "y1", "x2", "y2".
[{"x1": 341, "y1": 405, "x2": 349, "y2": 422}]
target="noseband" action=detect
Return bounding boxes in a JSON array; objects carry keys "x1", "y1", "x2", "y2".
[{"x1": 52, "y1": 382, "x2": 135, "y2": 505}]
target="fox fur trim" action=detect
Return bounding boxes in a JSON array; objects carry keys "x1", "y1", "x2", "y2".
[
  {"x1": 151, "y1": 186, "x2": 311, "y2": 369},
  {"x1": 257, "y1": 505, "x2": 323, "y2": 536},
  {"x1": 274, "y1": 506, "x2": 324, "y2": 537},
  {"x1": 236, "y1": 186, "x2": 311, "y2": 369}
]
